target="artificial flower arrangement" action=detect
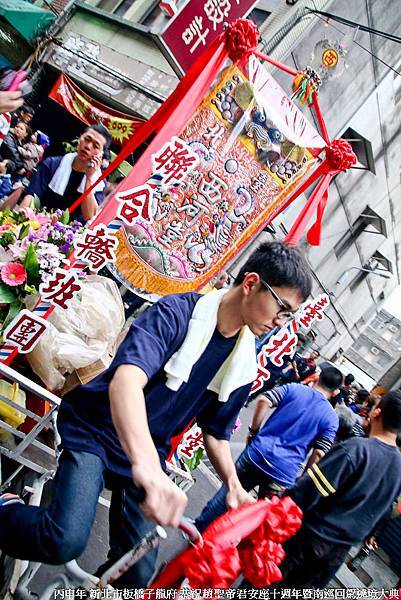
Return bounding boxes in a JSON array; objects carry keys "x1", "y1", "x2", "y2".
[{"x1": 0, "y1": 207, "x2": 82, "y2": 330}]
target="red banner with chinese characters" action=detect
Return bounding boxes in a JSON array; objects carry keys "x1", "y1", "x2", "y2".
[
  {"x1": 160, "y1": 0, "x2": 258, "y2": 74},
  {"x1": 252, "y1": 294, "x2": 330, "y2": 394},
  {"x1": 49, "y1": 74, "x2": 145, "y2": 146}
]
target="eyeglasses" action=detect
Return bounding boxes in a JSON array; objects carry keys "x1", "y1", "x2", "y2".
[{"x1": 259, "y1": 277, "x2": 297, "y2": 321}]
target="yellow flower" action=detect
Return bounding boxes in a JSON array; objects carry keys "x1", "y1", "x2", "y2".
[{"x1": 28, "y1": 220, "x2": 41, "y2": 230}]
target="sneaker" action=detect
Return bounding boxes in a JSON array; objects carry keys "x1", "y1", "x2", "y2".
[{"x1": 0, "y1": 493, "x2": 24, "y2": 507}]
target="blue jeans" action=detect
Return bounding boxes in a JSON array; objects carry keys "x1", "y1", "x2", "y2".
[
  {"x1": 195, "y1": 447, "x2": 285, "y2": 533},
  {"x1": 0, "y1": 449, "x2": 157, "y2": 588}
]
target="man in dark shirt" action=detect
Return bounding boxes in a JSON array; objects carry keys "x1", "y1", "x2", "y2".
[
  {"x1": 279, "y1": 390, "x2": 401, "y2": 588},
  {"x1": 0, "y1": 241, "x2": 312, "y2": 587},
  {"x1": 21, "y1": 123, "x2": 110, "y2": 222}
]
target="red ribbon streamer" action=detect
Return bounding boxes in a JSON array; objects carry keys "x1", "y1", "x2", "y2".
[{"x1": 285, "y1": 139, "x2": 356, "y2": 246}]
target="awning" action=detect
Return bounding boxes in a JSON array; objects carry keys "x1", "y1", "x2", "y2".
[{"x1": 0, "y1": 0, "x2": 55, "y2": 41}]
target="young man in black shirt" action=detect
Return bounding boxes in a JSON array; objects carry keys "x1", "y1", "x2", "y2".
[{"x1": 280, "y1": 390, "x2": 401, "y2": 588}]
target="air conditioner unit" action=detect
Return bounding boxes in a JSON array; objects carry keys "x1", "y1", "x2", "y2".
[
  {"x1": 389, "y1": 325, "x2": 397, "y2": 333},
  {"x1": 370, "y1": 347, "x2": 380, "y2": 355}
]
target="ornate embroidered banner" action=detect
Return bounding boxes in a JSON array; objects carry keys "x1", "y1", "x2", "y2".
[{"x1": 106, "y1": 57, "x2": 325, "y2": 295}]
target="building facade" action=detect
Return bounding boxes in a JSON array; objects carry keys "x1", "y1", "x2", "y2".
[
  {"x1": 345, "y1": 309, "x2": 401, "y2": 384},
  {"x1": 231, "y1": 0, "x2": 401, "y2": 363}
]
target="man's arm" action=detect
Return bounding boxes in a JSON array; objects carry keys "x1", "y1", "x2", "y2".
[
  {"x1": 289, "y1": 443, "x2": 354, "y2": 511},
  {"x1": 81, "y1": 154, "x2": 102, "y2": 222},
  {"x1": 203, "y1": 433, "x2": 254, "y2": 509},
  {"x1": 109, "y1": 364, "x2": 187, "y2": 527},
  {"x1": 304, "y1": 448, "x2": 325, "y2": 471}
]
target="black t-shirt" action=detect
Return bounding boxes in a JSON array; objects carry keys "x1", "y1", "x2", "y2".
[{"x1": 289, "y1": 437, "x2": 401, "y2": 545}]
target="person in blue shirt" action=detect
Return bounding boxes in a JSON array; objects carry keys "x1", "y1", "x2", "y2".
[
  {"x1": 195, "y1": 367, "x2": 342, "y2": 533},
  {"x1": 0, "y1": 158, "x2": 15, "y2": 200},
  {"x1": 20, "y1": 124, "x2": 110, "y2": 222},
  {"x1": 0, "y1": 241, "x2": 312, "y2": 588}
]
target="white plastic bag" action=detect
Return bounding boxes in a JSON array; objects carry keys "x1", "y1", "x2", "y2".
[{"x1": 27, "y1": 275, "x2": 125, "y2": 390}]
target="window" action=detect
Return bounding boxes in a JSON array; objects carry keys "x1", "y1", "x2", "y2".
[
  {"x1": 342, "y1": 127, "x2": 376, "y2": 174},
  {"x1": 370, "y1": 316, "x2": 385, "y2": 330},
  {"x1": 376, "y1": 352, "x2": 392, "y2": 368},
  {"x1": 248, "y1": 8, "x2": 271, "y2": 28},
  {"x1": 334, "y1": 206, "x2": 386, "y2": 259},
  {"x1": 350, "y1": 270, "x2": 368, "y2": 293},
  {"x1": 95, "y1": 0, "x2": 177, "y2": 26}
]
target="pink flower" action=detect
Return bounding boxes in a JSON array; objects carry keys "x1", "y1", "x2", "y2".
[
  {"x1": 20, "y1": 207, "x2": 49, "y2": 225},
  {"x1": 1, "y1": 262, "x2": 27, "y2": 286}
]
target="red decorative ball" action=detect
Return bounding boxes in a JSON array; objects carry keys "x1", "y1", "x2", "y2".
[
  {"x1": 326, "y1": 139, "x2": 357, "y2": 172},
  {"x1": 225, "y1": 18, "x2": 260, "y2": 62}
]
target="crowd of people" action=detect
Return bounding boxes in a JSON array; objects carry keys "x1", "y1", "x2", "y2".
[
  {"x1": 0, "y1": 96, "x2": 111, "y2": 222},
  {"x1": 0, "y1": 240, "x2": 399, "y2": 592},
  {"x1": 0, "y1": 104, "x2": 51, "y2": 204}
]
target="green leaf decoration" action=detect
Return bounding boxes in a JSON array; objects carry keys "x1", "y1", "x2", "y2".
[
  {"x1": 24, "y1": 244, "x2": 39, "y2": 285},
  {"x1": 33, "y1": 195, "x2": 41, "y2": 211},
  {"x1": 0, "y1": 284, "x2": 17, "y2": 303},
  {"x1": 24, "y1": 283, "x2": 38, "y2": 295},
  {"x1": 19, "y1": 223, "x2": 30, "y2": 240},
  {"x1": 184, "y1": 447, "x2": 204, "y2": 472},
  {"x1": 61, "y1": 209, "x2": 70, "y2": 225},
  {"x1": 2, "y1": 300, "x2": 22, "y2": 330}
]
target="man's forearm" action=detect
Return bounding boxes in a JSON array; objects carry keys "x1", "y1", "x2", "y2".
[
  {"x1": 109, "y1": 364, "x2": 188, "y2": 526},
  {"x1": 304, "y1": 448, "x2": 325, "y2": 472},
  {"x1": 203, "y1": 433, "x2": 241, "y2": 489},
  {"x1": 109, "y1": 364, "x2": 160, "y2": 468},
  {"x1": 251, "y1": 396, "x2": 271, "y2": 431},
  {"x1": 81, "y1": 186, "x2": 98, "y2": 222}
]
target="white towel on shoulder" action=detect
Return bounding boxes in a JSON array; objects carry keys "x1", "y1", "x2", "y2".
[
  {"x1": 164, "y1": 289, "x2": 257, "y2": 402},
  {"x1": 48, "y1": 152, "x2": 105, "y2": 196}
]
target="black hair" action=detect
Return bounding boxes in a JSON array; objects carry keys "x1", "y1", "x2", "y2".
[
  {"x1": 21, "y1": 105, "x2": 34, "y2": 116},
  {"x1": 4, "y1": 159, "x2": 16, "y2": 176},
  {"x1": 379, "y1": 391, "x2": 401, "y2": 433},
  {"x1": 84, "y1": 124, "x2": 111, "y2": 150},
  {"x1": 356, "y1": 389, "x2": 370, "y2": 403},
  {"x1": 103, "y1": 148, "x2": 112, "y2": 161},
  {"x1": 319, "y1": 366, "x2": 343, "y2": 392},
  {"x1": 337, "y1": 411, "x2": 356, "y2": 441},
  {"x1": 344, "y1": 373, "x2": 355, "y2": 386},
  {"x1": 234, "y1": 241, "x2": 312, "y2": 301}
]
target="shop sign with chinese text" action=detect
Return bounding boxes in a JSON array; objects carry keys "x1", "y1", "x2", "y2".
[
  {"x1": 49, "y1": 74, "x2": 145, "y2": 146},
  {"x1": 160, "y1": 0, "x2": 258, "y2": 74}
]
